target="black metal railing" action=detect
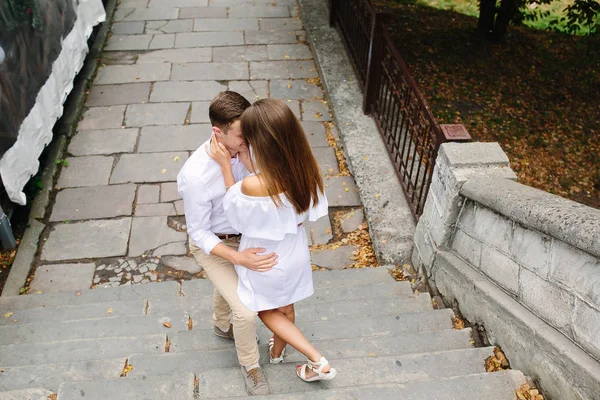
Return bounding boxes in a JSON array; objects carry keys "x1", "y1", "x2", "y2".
[{"x1": 329, "y1": 0, "x2": 471, "y2": 218}]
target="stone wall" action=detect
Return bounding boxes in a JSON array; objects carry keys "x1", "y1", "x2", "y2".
[{"x1": 412, "y1": 141, "x2": 600, "y2": 400}]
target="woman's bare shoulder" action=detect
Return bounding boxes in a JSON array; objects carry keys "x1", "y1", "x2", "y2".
[{"x1": 241, "y1": 175, "x2": 269, "y2": 197}]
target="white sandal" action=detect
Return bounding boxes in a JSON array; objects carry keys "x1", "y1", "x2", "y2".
[
  {"x1": 268, "y1": 336, "x2": 285, "y2": 364},
  {"x1": 296, "y1": 355, "x2": 337, "y2": 382}
]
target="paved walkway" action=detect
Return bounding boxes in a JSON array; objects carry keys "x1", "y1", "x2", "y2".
[{"x1": 29, "y1": 0, "x2": 368, "y2": 293}]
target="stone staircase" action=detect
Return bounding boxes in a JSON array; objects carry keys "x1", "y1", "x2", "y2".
[{"x1": 0, "y1": 267, "x2": 526, "y2": 399}]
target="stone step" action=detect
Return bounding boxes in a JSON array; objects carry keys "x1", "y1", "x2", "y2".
[
  {"x1": 0, "y1": 388, "x2": 54, "y2": 400},
  {"x1": 0, "y1": 334, "x2": 165, "y2": 368},
  {"x1": 191, "y1": 347, "x2": 497, "y2": 398},
  {"x1": 218, "y1": 371, "x2": 527, "y2": 400},
  {"x1": 0, "y1": 281, "x2": 183, "y2": 311},
  {"x1": 0, "y1": 281, "x2": 413, "y2": 330},
  {"x1": 172, "y1": 310, "x2": 456, "y2": 352},
  {"x1": 1, "y1": 293, "x2": 432, "y2": 345},
  {"x1": 0, "y1": 359, "x2": 125, "y2": 393},
  {"x1": 168, "y1": 328, "x2": 474, "y2": 363},
  {"x1": 149, "y1": 283, "x2": 421, "y2": 316},
  {"x1": 57, "y1": 372, "x2": 196, "y2": 400},
  {"x1": 0, "y1": 306, "x2": 452, "y2": 346},
  {"x1": 0, "y1": 314, "x2": 190, "y2": 346},
  {"x1": 128, "y1": 345, "x2": 493, "y2": 382},
  {"x1": 0, "y1": 267, "x2": 399, "y2": 313}
]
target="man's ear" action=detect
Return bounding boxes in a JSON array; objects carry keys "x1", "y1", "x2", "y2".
[{"x1": 212, "y1": 126, "x2": 222, "y2": 138}]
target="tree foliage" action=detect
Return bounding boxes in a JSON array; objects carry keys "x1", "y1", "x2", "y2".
[{"x1": 478, "y1": 0, "x2": 600, "y2": 41}]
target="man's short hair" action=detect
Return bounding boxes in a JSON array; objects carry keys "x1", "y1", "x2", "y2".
[{"x1": 208, "y1": 91, "x2": 251, "y2": 132}]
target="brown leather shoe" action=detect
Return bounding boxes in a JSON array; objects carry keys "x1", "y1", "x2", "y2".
[
  {"x1": 214, "y1": 324, "x2": 260, "y2": 343},
  {"x1": 241, "y1": 366, "x2": 271, "y2": 395},
  {"x1": 214, "y1": 323, "x2": 235, "y2": 340}
]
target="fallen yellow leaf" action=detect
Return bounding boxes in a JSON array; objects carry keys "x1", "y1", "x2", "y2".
[
  {"x1": 163, "y1": 322, "x2": 172, "y2": 328},
  {"x1": 173, "y1": 156, "x2": 180, "y2": 162},
  {"x1": 4, "y1": 312, "x2": 13, "y2": 318},
  {"x1": 367, "y1": 352, "x2": 376, "y2": 357},
  {"x1": 161, "y1": 169, "x2": 167, "y2": 174},
  {"x1": 107, "y1": 308, "x2": 113, "y2": 314}
]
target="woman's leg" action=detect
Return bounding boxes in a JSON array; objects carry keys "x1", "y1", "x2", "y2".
[
  {"x1": 259, "y1": 305, "x2": 330, "y2": 378},
  {"x1": 269, "y1": 304, "x2": 295, "y2": 359}
]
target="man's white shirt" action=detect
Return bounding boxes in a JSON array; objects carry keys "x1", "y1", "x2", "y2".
[{"x1": 177, "y1": 139, "x2": 250, "y2": 255}]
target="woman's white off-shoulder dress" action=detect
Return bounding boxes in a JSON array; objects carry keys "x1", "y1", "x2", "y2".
[{"x1": 223, "y1": 181, "x2": 328, "y2": 312}]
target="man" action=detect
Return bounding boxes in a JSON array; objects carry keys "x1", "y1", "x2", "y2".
[{"x1": 177, "y1": 91, "x2": 278, "y2": 395}]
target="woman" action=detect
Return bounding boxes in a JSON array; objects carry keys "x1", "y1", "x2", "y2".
[{"x1": 207, "y1": 98, "x2": 337, "y2": 382}]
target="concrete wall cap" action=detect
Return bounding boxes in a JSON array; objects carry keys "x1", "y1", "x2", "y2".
[
  {"x1": 440, "y1": 142, "x2": 510, "y2": 168},
  {"x1": 460, "y1": 178, "x2": 600, "y2": 258}
]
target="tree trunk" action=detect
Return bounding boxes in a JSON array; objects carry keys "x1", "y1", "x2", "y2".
[
  {"x1": 492, "y1": 0, "x2": 518, "y2": 42},
  {"x1": 478, "y1": 0, "x2": 497, "y2": 35}
]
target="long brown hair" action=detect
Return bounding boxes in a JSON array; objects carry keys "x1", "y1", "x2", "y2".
[{"x1": 241, "y1": 98, "x2": 324, "y2": 214}]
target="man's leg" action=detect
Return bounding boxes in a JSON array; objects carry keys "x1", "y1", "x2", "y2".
[
  {"x1": 190, "y1": 243, "x2": 231, "y2": 333},
  {"x1": 189, "y1": 241, "x2": 265, "y2": 378}
]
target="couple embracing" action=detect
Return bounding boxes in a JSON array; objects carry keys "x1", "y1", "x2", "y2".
[{"x1": 177, "y1": 91, "x2": 337, "y2": 395}]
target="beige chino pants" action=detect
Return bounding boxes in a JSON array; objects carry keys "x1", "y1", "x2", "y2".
[{"x1": 189, "y1": 239, "x2": 259, "y2": 367}]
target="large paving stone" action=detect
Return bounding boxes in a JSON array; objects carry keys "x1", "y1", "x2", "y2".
[
  {"x1": 229, "y1": 4, "x2": 290, "y2": 17},
  {"x1": 301, "y1": 121, "x2": 328, "y2": 147},
  {"x1": 340, "y1": 208, "x2": 365, "y2": 233},
  {"x1": 310, "y1": 245, "x2": 358, "y2": 269},
  {"x1": 260, "y1": 17, "x2": 302, "y2": 31},
  {"x1": 149, "y1": 34, "x2": 175, "y2": 49},
  {"x1": 228, "y1": 81, "x2": 268, "y2": 101},
  {"x1": 137, "y1": 185, "x2": 160, "y2": 204},
  {"x1": 29, "y1": 263, "x2": 96, "y2": 293},
  {"x1": 86, "y1": 83, "x2": 151, "y2": 107},
  {"x1": 111, "y1": 152, "x2": 189, "y2": 184},
  {"x1": 68, "y1": 129, "x2": 138, "y2": 156},
  {"x1": 190, "y1": 101, "x2": 210, "y2": 123},
  {"x1": 323, "y1": 176, "x2": 362, "y2": 206},
  {"x1": 149, "y1": 0, "x2": 208, "y2": 6},
  {"x1": 95, "y1": 64, "x2": 171, "y2": 84},
  {"x1": 146, "y1": 20, "x2": 194, "y2": 34},
  {"x1": 138, "y1": 125, "x2": 210, "y2": 152},
  {"x1": 150, "y1": 81, "x2": 226, "y2": 102},
  {"x1": 125, "y1": 102, "x2": 190, "y2": 127},
  {"x1": 193, "y1": 18, "x2": 259, "y2": 31},
  {"x1": 175, "y1": 31, "x2": 244, "y2": 48},
  {"x1": 171, "y1": 62, "x2": 249, "y2": 81},
  {"x1": 267, "y1": 44, "x2": 312, "y2": 60},
  {"x1": 129, "y1": 216, "x2": 187, "y2": 256},
  {"x1": 245, "y1": 30, "x2": 296, "y2": 45},
  {"x1": 51, "y1": 184, "x2": 136, "y2": 221},
  {"x1": 58, "y1": 373, "x2": 195, "y2": 400},
  {"x1": 101, "y1": 51, "x2": 138, "y2": 65},
  {"x1": 179, "y1": 7, "x2": 227, "y2": 18},
  {"x1": 78, "y1": 106, "x2": 126, "y2": 130},
  {"x1": 135, "y1": 203, "x2": 176, "y2": 216},
  {"x1": 270, "y1": 79, "x2": 322, "y2": 100},
  {"x1": 161, "y1": 182, "x2": 181, "y2": 202},
  {"x1": 114, "y1": 7, "x2": 179, "y2": 21},
  {"x1": 111, "y1": 21, "x2": 145, "y2": 34},
  {"x1": 212, "y1": 45, "x2": 268, "y2": 62},
  {"x1": 313, "y1": 147, "x2": 339, "y2": 175},
  {"x1": 162, "y1": 256, "x2": 202, "y2": 273},
  {"x1": 137, "y1": 48, "x2": 212, "y2": 63},
  {"x1": 250, "y1": 60, "x2": 318, "y2": 79},
  {"x1": 41, "y1": 218, "x2": 131, "y2": 261},
  {"x1": 305, "y1": 215, "x2": 332, "y2": 245},
  {"x1": 302, "y1": 99, "x2": 332, "y2": 121},
  {"x1": 56, "y1": 156, "x2": 114, "y2": 188},
  {"x1": 105, "y1": 34, "x2": 152, "y2": 51}
]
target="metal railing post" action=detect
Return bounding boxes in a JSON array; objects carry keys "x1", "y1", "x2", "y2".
[
  {"x1": 330, "y1": 0, "x2": 339, "y2": 27},
  {"x1": 363, "y1": 13, "x2": 388, "y2": 114}
]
